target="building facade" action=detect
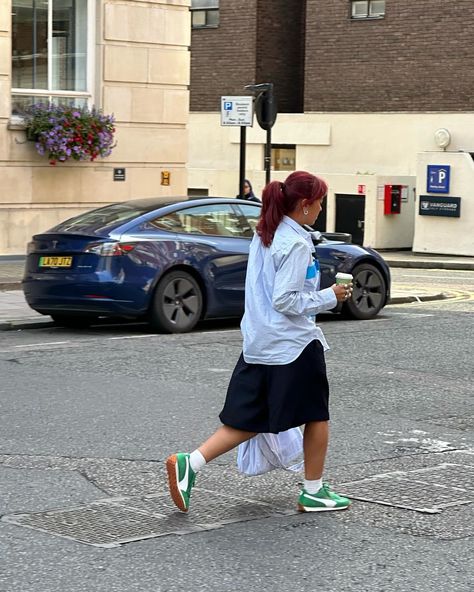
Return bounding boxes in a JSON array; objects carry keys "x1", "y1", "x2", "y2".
[
  {"x1": 188, "y1": 0, "x2": 474, "y2": 253},
  {"x1": 0, "y1": 0, "x2": 191, "y2": 256}
]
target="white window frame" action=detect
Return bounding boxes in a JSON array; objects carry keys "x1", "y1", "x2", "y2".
[
  {"x1": 351, "y1": 0, "x2": 386, "y2": 20},
  {"x1": 11, "y1": 0, "x2": 95, "y2": 115}
]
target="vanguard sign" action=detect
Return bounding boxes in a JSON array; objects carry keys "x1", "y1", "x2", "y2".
[{"x1": 419, "y1": 196, "x2": 461, "y2": 218}]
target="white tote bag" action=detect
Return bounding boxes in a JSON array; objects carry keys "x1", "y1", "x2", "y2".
[{"x1": 237, "y1": 427, "x2": 304, "y2": 476}]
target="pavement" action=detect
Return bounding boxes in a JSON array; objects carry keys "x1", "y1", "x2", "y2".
[{"x1": 1, "y1": 250, "x2": 471, "y2": 330}]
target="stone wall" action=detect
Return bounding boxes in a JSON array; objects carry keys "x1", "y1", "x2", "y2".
[{"x1": 0, "y1": 0, "x2": 191, "y2": 255}]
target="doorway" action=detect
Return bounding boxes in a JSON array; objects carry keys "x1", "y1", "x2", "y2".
[
  {"x1": 335, "y1": 194, "x2": 365, "y2": 245},
  {"x1": 310, "y1": 198, "x2": 327, "y2": 232}
]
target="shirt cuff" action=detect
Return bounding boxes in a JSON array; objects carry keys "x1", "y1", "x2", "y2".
[{"x1": 320, "y1": 287, "x2": 338, "y2": 309}]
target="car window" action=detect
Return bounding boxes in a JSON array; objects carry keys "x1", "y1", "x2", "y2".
[
  {"x1": 52, "y1": 203, "x2": 149, "y2": 234},
  {"x1": 235, "y1": 203, "x2": 261, "y2": 234},
  {"x1": 149, "y1": 204, "x2": 251, "y2": 238}
]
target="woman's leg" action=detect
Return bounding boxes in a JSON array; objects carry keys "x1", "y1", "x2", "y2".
[
  {"x1": 299, "y1": 420, "x2": 351, "y2": 511},
  {"x1": 166, "y1": 425, "x2": 255, "y2": 512},
  {"x1": 198, "y1": 425, "x2": 256, "y2": 462},
  {"x1": 303, "y1": 420, "x2": 329, "y2": 480}
]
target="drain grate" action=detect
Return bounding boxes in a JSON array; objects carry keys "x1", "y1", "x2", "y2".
[
  {"x1": 338, "y1": 463, "x2": 474, "y2": 513},
  {"x1": 1, "y1": 488, "x2": 290, "y2": 548}
]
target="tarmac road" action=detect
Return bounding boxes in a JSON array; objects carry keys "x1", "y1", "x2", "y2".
[{"x1": 0, "y1": 289, "x2": 473, "y2": 591}]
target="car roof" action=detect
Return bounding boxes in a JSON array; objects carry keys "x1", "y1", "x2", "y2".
[{"x1": 121, "y1": 196, "x2": 260, "y2": 212}]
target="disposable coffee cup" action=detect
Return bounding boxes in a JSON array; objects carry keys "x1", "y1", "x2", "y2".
[{"x1": 335, "y1": 272, "x2": 353, "y2": 285}]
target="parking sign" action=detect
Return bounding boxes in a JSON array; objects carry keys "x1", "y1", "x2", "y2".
[
  {"x1": 427, "y1": 165, "x2": 450, "y2": 194},
  {"x1": 221, "y1": 96, "x2": 253, "y2": 127}
]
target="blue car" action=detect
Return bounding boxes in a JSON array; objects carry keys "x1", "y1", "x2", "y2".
[{"x1": 23, "y1": 197, "x2": 391, "y2": 332}]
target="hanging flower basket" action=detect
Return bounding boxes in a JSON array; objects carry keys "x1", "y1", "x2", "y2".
[{"x1": 24, "y1": 103, "x2": 116, "y2": 166}]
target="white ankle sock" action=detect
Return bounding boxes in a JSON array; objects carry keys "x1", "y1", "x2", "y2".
[
  {"x1": 304, "y1": 478, "x2": 323, "y2": 494},
  {"x1": 189, "y1": 449, "x2": 207, "y2": 472}
]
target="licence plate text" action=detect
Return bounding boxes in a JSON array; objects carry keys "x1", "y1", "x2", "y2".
[{"x1": 39, "y1": 256, "x2": 73, "y2": 268}]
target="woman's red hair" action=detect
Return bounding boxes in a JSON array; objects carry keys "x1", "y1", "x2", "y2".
[{"x1": 256, "y1": 170, "x2": 328, "y2": 247}]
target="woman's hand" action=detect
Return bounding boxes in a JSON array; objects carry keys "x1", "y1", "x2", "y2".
[{"x1": 331, "y1": 283, "x2": 353, "y2": 302}]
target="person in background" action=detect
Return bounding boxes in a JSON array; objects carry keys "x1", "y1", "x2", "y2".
[
  {"x1": 238, "y1": 179, "x2": 260, "y2": 202},
  {"x1": 167, "y1": 170, "x2": 353, "y2": 514}
]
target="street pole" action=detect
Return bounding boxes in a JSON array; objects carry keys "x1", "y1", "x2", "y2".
[
  {"x1": 239, "y1": 126, "x2": 246, "y2": 198},
  {"x1": 244, "y1": 82, "x2": 277, "y2": 187},
  {"x1": 264, "y1": 128, "x2": 271, "y2": 185}
]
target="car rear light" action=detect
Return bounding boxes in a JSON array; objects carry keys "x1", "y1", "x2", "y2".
[
  {"x1": 84, "y1": 242, "x2": 136, "y2": 256},
  {"x1": 27, "y1": 241, "x2": 36, "y2": 254}
]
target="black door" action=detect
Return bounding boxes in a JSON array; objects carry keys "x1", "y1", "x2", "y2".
[
  {"x1": 335, "y1": 194, "x2": 365, "y2": 245},
  {"x1": 310, "y1": 199, "x2": 327, "y2": 232}
]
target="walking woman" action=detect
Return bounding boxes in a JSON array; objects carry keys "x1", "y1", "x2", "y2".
[{"x1": 166, "y1": 171, "x2": 353, "y2": 513}]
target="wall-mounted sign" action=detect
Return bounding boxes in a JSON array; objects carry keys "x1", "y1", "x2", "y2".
[
  {"x1": 357, "y1": 184, "x2": 366, "y2": 194},
  {"x1": 113, "y1": 168, "x2": 126, "y2": 181},
  {"x1": 221, "y1": 96, "x2": 253, "y2": 127},
  {"x1": 161, "y1": 171, "x2": 170, "y2": 186},
  {"x1": 427, "y1": 165, "x2": 450, "y2": 193},
  {"x1": 419, "y1": 196, "x2": 461, "y2": 218}
]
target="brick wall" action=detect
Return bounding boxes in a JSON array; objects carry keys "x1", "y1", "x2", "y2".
[
  {"x1": 256, "y1": 0, "x2": 306, "y2": 112},
  {"x1": 305, "y1": 0, "x2": 474, "y2": 112},
  {"x1": 190, "y1": 0, "x2": 306, "y2": 112},
  {"x1": 190, "y1": 1, "x2": 258, "y2": 111}
]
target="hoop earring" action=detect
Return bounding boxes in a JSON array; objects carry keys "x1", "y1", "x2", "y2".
[{"x1": 303, "y1": 209, "x2": 309, "y2": 216}]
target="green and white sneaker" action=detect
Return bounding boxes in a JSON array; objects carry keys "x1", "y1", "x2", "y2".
[
  {"x1": 298, "y1": 483, "x2": 351, "y2": 512},
  {"x1": 166, "y1": 453, "x2": 196, "y2": 512}
]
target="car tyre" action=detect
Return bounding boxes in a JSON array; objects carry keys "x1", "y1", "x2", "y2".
[
  {"x1": 342, "y1": 263, "x2": 386, "y2": 320},
  {"x1": 150, "y1": 270, "x2": 203, "y2": 333},
  {"x1": 50, "y1": 314, "x2": 98, "y2": 328}
]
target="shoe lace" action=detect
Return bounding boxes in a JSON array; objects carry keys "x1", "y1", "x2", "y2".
[{"x1": 321, "y1": 482, "x2": 332, "y2": 495}]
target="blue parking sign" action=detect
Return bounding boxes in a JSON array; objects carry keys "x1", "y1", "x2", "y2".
[
  {"x1": 427, "y1": 165, "x2": 450, "y2": 194},
  {"x1": 224, "y1": 101, "x2": 233, "y2": 110}
]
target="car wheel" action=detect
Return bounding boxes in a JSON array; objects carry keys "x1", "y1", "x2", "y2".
[
  {"x1": 51, "y1": 314, "x2": 98, "y2": 328},
  {"x1": 150, "y1": 270, "x2": 203, "y2": 333},
  {"x1": 342, "y1": 263, "x2": 386, "y2": 320}
]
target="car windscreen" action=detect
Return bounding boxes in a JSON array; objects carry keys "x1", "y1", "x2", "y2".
[{"x1": 50, "y1": 203, "x2": 150, "y2": 235}]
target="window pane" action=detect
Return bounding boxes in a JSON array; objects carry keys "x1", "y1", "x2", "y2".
[
  {"x1": 206, "y1": 9, "x2": 219, "y2": 27},
  {"x1": 154, "y1": 205, "x2": 245, "y2": 237},
  {"x1": 369, "y1": 0, "x2": 385, "y2": 17},
  {"x1": 12, "y1": 94, "x2": 88, "y2": 115},
  {"x1": 192, "y1": 10, "x2": 206, "y2": 27},
  {"x1": 52, "y1": 0, "x2": 88, "y2": 91},
  {"x1": 52, "y1": 203, "x2": 150, "y2": 234},
  {"x1": 192, "y1": 0, "x2": 218, "y2": 9},
  {"x1": 236, "y1": 204, "x2": 260, "y2": 235},
  {"x1": 11, "y1": 94, "x2": 49, "y2": 116},
  {"x1": 12, "y1": 0, "x2": 48, "y2": 89},
  {"x1": 352, "y1": 1, "x2": 368, "y2": 18},
  {"x1": 52, "y1": 95, "x2": 88, "y2": 107},
  {"x1": 271, "y1": 146, "x2": 296, "y2": 171}
]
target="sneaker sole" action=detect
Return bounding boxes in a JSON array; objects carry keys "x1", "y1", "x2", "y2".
[
  {"x1": 297, "y1": 503, "x2": 350, "y2": 513},
  {"x1": 166, "y1": 454, "x2": 188, "y2": 512}
]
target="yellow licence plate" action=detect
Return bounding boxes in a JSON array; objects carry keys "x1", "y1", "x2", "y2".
[{"x1": 39, "y1": 256, "x2": 73, "y2": 268}]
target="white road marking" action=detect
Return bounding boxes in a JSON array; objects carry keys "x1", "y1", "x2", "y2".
[
  {"x1": 108, "y1": 335, "x2": 158, "y2": 340},
  {"x1": 396, "y1": 273, "x2": 473, "y2": 279},
  {"x1": 13, "y1": 341, "x2": 71, "y2": 348},
  {"x1": 388, "y1": 313, "x2": 435, "y2": 317}
]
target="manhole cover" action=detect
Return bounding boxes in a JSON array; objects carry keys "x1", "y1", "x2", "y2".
[
  {"x1": 338, "y1": 463, "x2": 474, "y2": 513},
  {"x1": 1, "y1": 488, "x2": 289, "y2": 547}
]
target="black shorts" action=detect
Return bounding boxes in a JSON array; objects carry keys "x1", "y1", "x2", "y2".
[{"x1": 219, "y1": 339, "x2": 330, "y2": 434}]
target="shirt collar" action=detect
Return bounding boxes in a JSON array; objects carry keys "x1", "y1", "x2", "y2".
[{"x1": 282, "y1": 216, "x2": 315, "y2": 250}]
